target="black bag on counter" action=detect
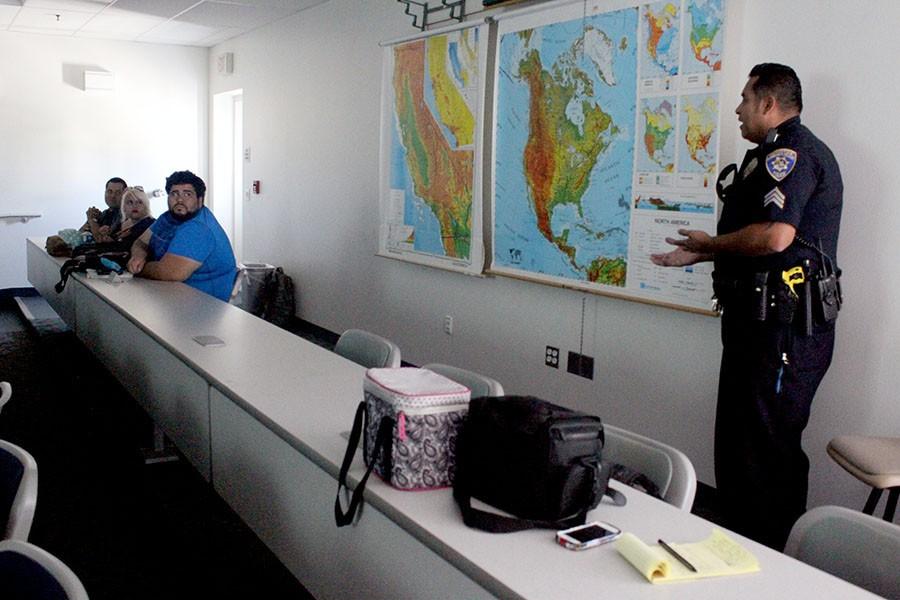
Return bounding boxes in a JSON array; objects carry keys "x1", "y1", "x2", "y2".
[
  {"x1": 453, "y1": 396, "x2": 625, "y2": 533},
  {"x1": 55, "y1": 250, "x2": 129, "y2": 293}
]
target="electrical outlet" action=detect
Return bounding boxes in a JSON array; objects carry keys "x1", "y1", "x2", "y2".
[
  {"x1": 545, "y1": 346, "x2": 559, "y2": 368},
  {"x1": 567, "y1": 351, "x2": 594, "y2": 380},
  {"x1": 443, "y1": 315, "x2": 453, "y2": 335}
]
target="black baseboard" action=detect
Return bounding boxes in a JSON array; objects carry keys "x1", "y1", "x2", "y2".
[
  {"x1": 289, "y1": 318, "x2": 416, "y2": 367},
  {"x1": 0, "y1": 287, "x2": 39, "y2": 309},
  {"x1": 290, "y1": 317, "x2": 340, "y2": 347}
]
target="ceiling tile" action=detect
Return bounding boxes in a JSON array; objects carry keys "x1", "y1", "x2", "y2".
[
  {"x1": 7, "y1": 0, "x2": 327, "y2": 47},
  {"x1": 137, "y1": 18, "x2": 220, "y2": 45},
  {"x1": 12, "y1": 6, "x2": 94, "y2": 29},
  {"x1": 0, "y1": 6, "x2": 21, "y2": 25},
  {"x1": 21, "y1": 0, "x2": 110, "y2": 12},
  {"x1": 8, "y1": 24, "x2": 75, "y2": 34},
  {"x1": 77, "y1": 6, "x2": 164, "y2": 36},
  {"x1": 223, "y1": 0, "x2": 326, "y2": 9},
  {"x1": 177, "y1": 1, "x2": 287, "y2": 29},
  {"x1": 196, "y1": 25, "x2": 242, "y2": 46},
  {"x1": 109, "y1": 0, "x2": 200, "y2": 19}
]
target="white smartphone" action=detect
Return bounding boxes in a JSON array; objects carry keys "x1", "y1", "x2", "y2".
[{"x1": 555, "y1": 521, "x2": 622, "y2": 551}]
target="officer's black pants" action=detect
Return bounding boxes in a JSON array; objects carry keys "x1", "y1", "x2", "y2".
[{"x1": 715, "y1": 311, "x2": 835, "y2": 551}]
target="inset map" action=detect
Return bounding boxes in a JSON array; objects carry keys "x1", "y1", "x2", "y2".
[
  {"x1": 637, "y1": 96, "x2": 676, "y2": 173},
  {"x1": 640, "y1": 2, "x2": 680, "y2": 78}
]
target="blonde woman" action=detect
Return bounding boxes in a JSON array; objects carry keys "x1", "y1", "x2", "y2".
[{"x1": 114, "y1": 186, "x2": 155, "y2": 247}]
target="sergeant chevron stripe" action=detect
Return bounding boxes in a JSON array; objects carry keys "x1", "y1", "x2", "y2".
[{"x1": 764, "y1": 187, "x2": 786, "y2": 210}]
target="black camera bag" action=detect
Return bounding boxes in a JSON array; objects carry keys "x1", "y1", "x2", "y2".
[{"x1": 453, "y1": 396, "x2": 625, "y2": 533}]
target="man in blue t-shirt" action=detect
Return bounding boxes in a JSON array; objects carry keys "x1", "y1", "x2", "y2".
[{"x1": 128, "y1": 170, "x2": 237, "y2": 302}]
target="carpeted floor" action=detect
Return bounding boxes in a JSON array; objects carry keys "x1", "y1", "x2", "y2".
[{"x1": 0, "y1": 309, "x2": 315, "y2": 599}]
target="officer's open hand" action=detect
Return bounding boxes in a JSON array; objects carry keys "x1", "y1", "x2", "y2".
[
  {"x1": 666, "y1": 229, "x2": 712, "y2": 254},
  {"x1": 650, "y1": 229, "x2": 713, "y2": 267},
  {"x1": 650, "y1": 246, "x2": 704, "y2": 267}
]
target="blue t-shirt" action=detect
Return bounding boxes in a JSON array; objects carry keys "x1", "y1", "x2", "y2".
[{"x1": 149, "y1": 206, "x2": 237, "y2": 301}]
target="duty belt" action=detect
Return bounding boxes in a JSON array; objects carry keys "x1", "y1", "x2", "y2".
[
  {"x1": 713, "y1": 263, "x2": 841, "y2": 334},
  {"x1": 712, "y1": 270, "x2": 798, "y2": 325}
]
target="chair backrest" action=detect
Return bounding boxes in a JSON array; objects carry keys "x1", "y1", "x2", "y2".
[
  {"x1": 0, "y1": 539, "x2": 89, "y2": 600},
  {"x1": 0, "y1": 439, "x2": 38, "y2": 541},
  {"x1": 602, "y1": 424, "x2": 697, "y2": 511},
  {"x1": 334, "y1": 329, "x2": 401, "y2": 369},
  {"x1": 786, "y1": 505, "x2": 900, "y2": 599},
  {"x1": 0, "y1": 381, "x2": 11, "y2": 413},
  {"x1": 422, "y1": 363, "x2": 504, "y2": 399},
  {"x1": 0, "y1": 440, "x2": 37, "y2": 542}
]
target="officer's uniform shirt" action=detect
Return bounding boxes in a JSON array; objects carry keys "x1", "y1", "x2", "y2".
[{"x1": 715, "y1": 116, "x2": 843, "y2": 280}]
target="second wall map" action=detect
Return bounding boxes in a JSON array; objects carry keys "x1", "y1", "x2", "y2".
[{"x1": 491, "y1": 0, "x2": 726, "y2": 311}]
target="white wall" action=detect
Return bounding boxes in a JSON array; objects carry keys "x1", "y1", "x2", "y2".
[
  {"x1": 0, "y1": 32, "x2": 208, "y2": 288},
  {"x1": 209, "y1": 0, "x2": 900, "y2": 514}
]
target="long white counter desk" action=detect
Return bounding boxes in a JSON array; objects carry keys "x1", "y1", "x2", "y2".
[{"x1": 26, "y1": 237, "x2": 880, "y2": 600}]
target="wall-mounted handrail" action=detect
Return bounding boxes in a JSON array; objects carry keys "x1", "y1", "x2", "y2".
[{"x1": 0, "y1": 214, "x2": 42, "y2": 223}]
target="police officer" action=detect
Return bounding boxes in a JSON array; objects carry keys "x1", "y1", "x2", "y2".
[{"x1": 651, "y1": 63, "x2": 843, "y2": 550}]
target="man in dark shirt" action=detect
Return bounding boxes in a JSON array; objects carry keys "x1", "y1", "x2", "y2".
[
  {"x1": 81, "y1": 177, "x2": 127, "y2": 240},
  {"x1": 652, "y1": 63, "x2": 843, "y2": 550}
]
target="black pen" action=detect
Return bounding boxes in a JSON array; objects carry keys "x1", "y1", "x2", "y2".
[{"x1": 658, "y1": 539, "x2": 697, "y2": 573}]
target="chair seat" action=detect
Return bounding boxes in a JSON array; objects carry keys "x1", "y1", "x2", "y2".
[{"x1": 827, "y1": 436, "x2": 900, "y2": 489}]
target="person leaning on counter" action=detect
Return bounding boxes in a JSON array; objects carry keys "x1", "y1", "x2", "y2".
[{"x1": 127, "y1": 170, "x2": 237, "y2": 302}]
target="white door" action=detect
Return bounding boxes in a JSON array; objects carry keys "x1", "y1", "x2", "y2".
[{"x1": 212, "y1": 89, "x2": 244, "y2": 263}]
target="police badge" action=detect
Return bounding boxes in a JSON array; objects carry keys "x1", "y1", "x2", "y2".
[{"x1": 765, "y1": 148, "x2": 798, "y2": 181}]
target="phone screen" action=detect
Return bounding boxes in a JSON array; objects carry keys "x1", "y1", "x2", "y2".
[{"x1": 567, "y1": 524, "x2": 616, "y2": 543}]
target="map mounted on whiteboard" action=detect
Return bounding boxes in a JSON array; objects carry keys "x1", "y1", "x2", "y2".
[
  {"x1": 378, "y1": 24, "x2": 487, "y2": 275},
  {"x1": 490, "y1": 0, "x2": 726, "y2": 312}
]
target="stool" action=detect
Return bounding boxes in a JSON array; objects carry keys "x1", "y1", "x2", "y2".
[{"x1": 827, "y1": 436, "x2": 900, "y2": 522}]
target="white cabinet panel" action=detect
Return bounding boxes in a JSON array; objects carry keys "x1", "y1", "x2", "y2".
[
  {"x1": 26, "y1": 238, "x2": 75, "y2": 326},
  {"x1": 75, "y1": 284, "x2": 211, "y2": 480},
  {"x1": 210, "y1": 389, "x2": 492, "y2": 600}
]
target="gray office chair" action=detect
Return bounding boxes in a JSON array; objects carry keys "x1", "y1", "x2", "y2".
[
  {"x1": 0, "y1": 539, "x2": 89, "y2": 600},
  {"x1": 785, "y1": 505, "x2": 900, "y2": 599},
  {"x1": 827, "y1": 435, "x2": 900, "y2": 521},
  {"x1": 602, "y1": 425, "x2": 697, "y2": 511},
  {"x1": 0, "y1": 439, "x2": 38, "y2": 541},
  {"x1": 334, "y1": 329, "x2": 401, "y2": 369},
  {"x1": 422, "y1": 363, "x2": 504, "y2": 398},
  {"x1": 0, "y1": 382, "x2": 11, "y2": 414}
]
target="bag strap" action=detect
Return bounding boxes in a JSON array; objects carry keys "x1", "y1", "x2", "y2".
[
  {"x1": 453, "y1": 460, "x2": 626, "y2": 533},
  {"x1": 334, "y1": 402, "x2": 392, "y2": 527},
  {"x1": 55, "y1": 258, "x2": 84, "y2": 293}
]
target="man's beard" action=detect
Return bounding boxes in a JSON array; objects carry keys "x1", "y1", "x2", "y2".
[{"x1": 172, "y1": 207, "x2": 201, "y2": 222}]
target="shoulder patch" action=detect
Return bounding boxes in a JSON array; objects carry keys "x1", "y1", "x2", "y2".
[{"x1": 765, "y1": 148, "x2": 798, "y2": 181}]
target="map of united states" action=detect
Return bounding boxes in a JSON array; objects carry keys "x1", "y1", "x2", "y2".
[{"x1": 390, "y1": 30, "x2": 478, "y2": 260}]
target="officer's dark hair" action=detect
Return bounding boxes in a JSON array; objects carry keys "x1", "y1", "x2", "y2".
[
  {"x1": 106, "y1": 177, "x2": 127, "y2": 189},
  {"x1": 748, "y1": 63, "x2": 803, "y2": 113},
  {"x1": 165, "y1": 170, "x2": 206, "y2": 201}
]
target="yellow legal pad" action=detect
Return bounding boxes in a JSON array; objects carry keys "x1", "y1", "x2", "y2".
[{"x1": 615, "y1": 529, "x2": 760, "y2": 583}]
